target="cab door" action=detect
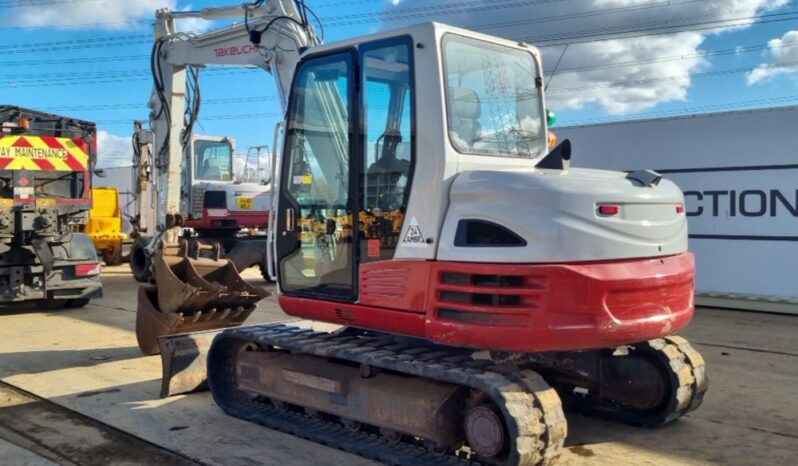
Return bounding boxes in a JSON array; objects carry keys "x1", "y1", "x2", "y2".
[
  {"x1": 276, "y1": 38, "x2": 415, "y2": 303},
  {"x1": 276, "y1": 51, "x2": 357, "y2": 301}
]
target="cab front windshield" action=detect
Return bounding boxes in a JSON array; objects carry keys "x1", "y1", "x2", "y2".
[
  {"x1": 443, "y1": 34, "x2": 545, "y2": 158},
  {"x1": 194, "y1": 140, "x2": 233, "y2": 181}
]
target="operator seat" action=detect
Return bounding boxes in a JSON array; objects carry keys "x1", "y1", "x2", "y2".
[
  {"x1": 449, "y1": 87, "x2": 481, "y2": 149},
  {"x1": 366, "y1": 131, "x2": 409, "y2": 211}
]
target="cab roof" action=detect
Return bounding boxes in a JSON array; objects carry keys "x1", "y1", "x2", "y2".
[
  {"x1": 301, "y1": 21, "x2": 541, "y2": 61},
  {"x1": 0, "y1": 105, "x2": 96, "y2": 136}
]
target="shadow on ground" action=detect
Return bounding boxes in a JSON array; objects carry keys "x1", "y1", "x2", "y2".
[{"x1": 0, "y1": 347, "x2": 144, "y2": 376}]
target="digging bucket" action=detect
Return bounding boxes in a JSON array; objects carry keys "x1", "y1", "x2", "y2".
[{"x1": 135, "y1": 240, "x2": 268, "y2": 355}]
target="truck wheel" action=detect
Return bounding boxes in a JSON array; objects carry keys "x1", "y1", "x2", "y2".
[
  {"x1": 103, "y1": 243, "x2": 123, "y2": 266},
  {"x1": 130, "y1": 238, "x2": 151, "y2": 283},
  {"x1": 34, "y1": 299, "x2": 68, "y2": 310},
  {"x1": 66, "y1": 298, "x2": 91, "y2": 308}
]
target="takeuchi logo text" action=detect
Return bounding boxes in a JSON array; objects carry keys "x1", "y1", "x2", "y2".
[{"x1": 214, "y1": 44, "x2": 258, "y2": 57}]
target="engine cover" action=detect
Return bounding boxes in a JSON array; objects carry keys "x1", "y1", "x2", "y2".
[{"x1": 438, "y1": 167, "x2": 688, "y2": 263}]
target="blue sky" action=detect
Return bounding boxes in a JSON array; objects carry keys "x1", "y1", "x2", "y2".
[{"x1": 1, "y1": 0, "x2": 797, "y2": 168}]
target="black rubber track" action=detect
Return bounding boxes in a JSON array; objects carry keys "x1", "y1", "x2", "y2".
[{"x1": 207, "y1": 324, "x2": 566, "y2": 466}]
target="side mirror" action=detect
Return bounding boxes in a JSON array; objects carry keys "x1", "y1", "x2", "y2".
[{"x1": 93, "y1": 169, "x2": 107, "y2": 178}]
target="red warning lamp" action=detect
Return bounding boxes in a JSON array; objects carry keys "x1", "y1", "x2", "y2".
[
  {"x1": 676, "y1": 204, "x2": 685, "y2": 214},
  {"x1": 598, "y1": 204, "x2": 620, "y2": 216}
]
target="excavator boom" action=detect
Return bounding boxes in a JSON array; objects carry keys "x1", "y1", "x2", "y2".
[{"x1": 134, "y1": 0, "x2": 317, "y2": 356}]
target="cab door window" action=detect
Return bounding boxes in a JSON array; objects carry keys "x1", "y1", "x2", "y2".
[
  {"x1": 359, "y1": 38, "x2": 414, "y2": 263},
  {"x1": 279, "y1": 52, "x2": 355, "y2": 297},
  {"x1": 194, "y1": 140, "x2": 233, "y2": 181}
]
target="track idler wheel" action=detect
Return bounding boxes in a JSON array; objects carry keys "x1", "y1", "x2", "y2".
[
  {"x1": 465, "y1": 404, "x2": 506, "y2": 458},
  {"x1": 560, "y1": 336, "x2": 707, "y2": 427}
]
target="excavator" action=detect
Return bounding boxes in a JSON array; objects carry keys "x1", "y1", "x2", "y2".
[
  {"x1": 129, "y1": 128, "x2": 272, "y2": 283},
  {"x1": 139, "y1": 2, "x2": 707, "y2": 465}
]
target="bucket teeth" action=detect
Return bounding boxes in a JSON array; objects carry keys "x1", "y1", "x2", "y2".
[{"x1": 135, "y1": 240, "x2": 268, "y2": 355}]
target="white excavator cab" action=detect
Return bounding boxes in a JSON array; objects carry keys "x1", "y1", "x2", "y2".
[
  {"x1": 274, "y1": 22, "x2": 551, "y2": 298},
  {"x1": 274, "y1": 22, "x2": 686, "y2": 296},
  {"x1": 183, "y1": 134, "x2": 271, "y2": 234},
  {"x1": 189, "y1": 136, "x2": 235, "y2": 183}
]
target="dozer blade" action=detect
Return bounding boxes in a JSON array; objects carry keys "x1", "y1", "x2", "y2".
[
  {"x1": 135, "y1": 240, "x2": 268, "y2": 355},
  {"x1": 157, "y1": 329, "x2": 222, "y2": 397}
]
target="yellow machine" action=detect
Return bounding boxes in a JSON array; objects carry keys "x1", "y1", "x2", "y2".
[{"x1": 86, "y1": 187, "x2": 127, "y2": 266}]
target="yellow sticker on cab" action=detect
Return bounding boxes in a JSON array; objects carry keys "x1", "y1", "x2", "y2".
[{"x1": 237, "y1": 197, "x2": 253, "y2": 209}]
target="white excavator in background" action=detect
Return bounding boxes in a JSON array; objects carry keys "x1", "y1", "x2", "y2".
[
  {"x1": 129, "y1": 126, "x2": 272, "y2": 283},
  {"x1": 139, "y1": 2, "x2": 707, "y2": 465}
]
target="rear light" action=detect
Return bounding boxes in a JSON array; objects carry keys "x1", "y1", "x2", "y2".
[
  {"x1": 676, "y1": 204, "x2": 685, "y2": 214},
  {"x1": 75, "y1": 263, "x2": 101, "y2": 277},
  {"x1": 598, "y1": 204, "x2": 620, "y2": 216}
]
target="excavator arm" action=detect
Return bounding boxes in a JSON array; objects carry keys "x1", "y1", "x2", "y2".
[
  {"x1": 148, "y1": 0, "x2": 316, "y2": 240},
  {"x1": 134, "y1": 1, "x2": 318, "y2": 358}
]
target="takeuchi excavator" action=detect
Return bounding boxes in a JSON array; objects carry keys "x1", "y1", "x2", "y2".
[{"x1": 140, "y1": 2, "x2": 707, "y2": 465}]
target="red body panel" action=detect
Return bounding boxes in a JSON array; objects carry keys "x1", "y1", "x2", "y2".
[
  {"x1": 184, "y1": 209, "x2": 269, "y2": 230},
  {"x1": 279, "y1": 253, "x2": 695, "y2": 352}
]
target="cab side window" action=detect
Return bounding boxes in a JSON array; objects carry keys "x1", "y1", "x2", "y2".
[{"x1": 359, "y1": 38, "x2": 414, "y2": 263}]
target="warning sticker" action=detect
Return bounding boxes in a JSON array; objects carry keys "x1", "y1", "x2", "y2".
[
  {"x1": 0, "y1": 135, "x2": 89, "y2": 171},
  {"x1": 0, "y1": 146, "x2": 68, "y2": 160},
  {"x1": 401, "y1": 216, "x2": 427, "y2": 248},
  {"x1": 292, "y1": 174, "x2": 313, "y2": 185}
]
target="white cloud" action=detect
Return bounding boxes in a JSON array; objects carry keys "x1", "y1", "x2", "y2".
[
  {"x1": 1, "y1": 0, "x2": 177, "y2": 30},
  {"x1": 382, "y1": 0, "x2": 789, "y2": 114},
  {"x1": 96, "y1": 130, "x2": 132, "y2": 168},
  {"x1": 0, "y1": 0, "x2": 215, "y2": 33},
  {"x1": 746, "y1": 30, "x2": 798, "y2": 84},
  {"x1": 174, "y1": 5, "x2": 215, "y2": 34}
]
